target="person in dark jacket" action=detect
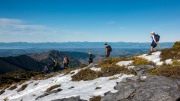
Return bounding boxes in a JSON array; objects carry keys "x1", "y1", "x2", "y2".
[
  {"x1": 42, "y1": 65, "x2": 49, "y2": 74},
  {"x1": 88, "y1": 52, "x2": 94, "y2": 64},
  {"x1": 63, "y1": 56, "x2": 69, "y2": 69},
  {"x1": 104, "y1": 43, "x2": 112, "y2": 58}
]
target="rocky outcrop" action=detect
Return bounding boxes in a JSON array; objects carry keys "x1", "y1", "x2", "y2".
[
  {"x1": 102, "y1": 65, "x2": 180, "y2": 101},
  {"x1": 52, "y1": 96, "x2": 86, "y2": 101}
]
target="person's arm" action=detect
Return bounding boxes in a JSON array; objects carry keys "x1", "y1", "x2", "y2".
[{"x1": 152, "y1": 35, "x2": 157, "y2": 43}]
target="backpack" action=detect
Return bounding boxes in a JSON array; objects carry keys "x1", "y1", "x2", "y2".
[
  {"x1": 155, "y1": 34, "x2": 160, "y2": 42},
  {"x1": 107, "y1": 45, "x2": 112, "y2": 52}
]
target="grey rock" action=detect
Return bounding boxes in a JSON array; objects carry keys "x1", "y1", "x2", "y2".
[
  {"x1": 36, "y1": 88, "x2": 62, "y2": 100},
  {"x1": 51, "y1": 96, "x2": 87, "y2": 101},
  {"x1": 132, "y1": 65, "x2": 155, "y2": 75},
  {"x1": 101, "y1": 75, "x2": 180, "y2": 101}
]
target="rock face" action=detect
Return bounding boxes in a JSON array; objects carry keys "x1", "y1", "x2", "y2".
[{"x1": 102, "y1": 74, "x2": 180, "y2": 101}]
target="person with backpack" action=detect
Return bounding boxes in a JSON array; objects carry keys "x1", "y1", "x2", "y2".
[
  {"x1": 63, "y1": 56, "x2": 69, "y2": 69},
  {"x1": 104, "y1": 43, "x2": 112, "y2": 58},
  {"x1": 42, "y1": 65, "x2": 49, "y2": 74},
  {"x1": 150, "y1": 31, "x2": 160, "y2": 52},
  {"x1": 88, "y1": 52, "x2": 94, "y2": 64},
  {"x1": 53, "y1": 59, "x2": 59, "y2": 72}
]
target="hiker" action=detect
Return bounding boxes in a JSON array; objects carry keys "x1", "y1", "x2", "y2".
[
  {"x1": 42, "y1": 65, "x2": 49, "y2": 74},
  {"x1": 150, "y1": 32, "x2": 160, "y2": 52},
  {"x1": 104, "y1": 43, "x2": 112, "y2": 58},
  {"x1": 88, "y1": 52, "x2": 94, "y2": 64},
  {"x1": 63, "y1": 56, "x2": 69, "y2": 69},
  {"x1": 53, "y1": 59, "x2": 59, "y2": 72}
]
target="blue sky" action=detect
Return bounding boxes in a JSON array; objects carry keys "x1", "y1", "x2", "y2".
[{"x1": 0, "y1": 0, "x2": 180, "y2": 42}]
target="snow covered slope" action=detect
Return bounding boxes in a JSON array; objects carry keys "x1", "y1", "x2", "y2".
[{"x1": 0, "y1": 68, "x2": 133, "y2": 101}]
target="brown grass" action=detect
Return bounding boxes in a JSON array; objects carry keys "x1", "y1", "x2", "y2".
[
  {"x1": 46, "y1": 84, "x2": 61, "y2": 92},
  {"x1": 90, "y1": 96, "x2": 101, "y2": 101},
  {"x1": 149, "y1": 65, "x2": 180, "y2": 79},
  {"x1": 17, "y1": 84, "x2": 28, "y2": 92},
  {"x1": 72, "y1": 68, "x2": 102, "y2": 81}
]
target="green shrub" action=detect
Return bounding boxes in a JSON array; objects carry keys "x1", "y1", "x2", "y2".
[
  {"x1": 90, "y1": 96, "x2": 101, "y2": 101},
  {"x1": 46, "y1": 84, "x2": 61, "y2": 92},
  {"x1": 149, "y1": 65, "x2": 180, "y2": 79},
  {"x1": 72, "y1": 68, "x2": 102, "y2": 81},
  {"x1": 17, "y1": 84, "x2": 28, "y2": 92}
]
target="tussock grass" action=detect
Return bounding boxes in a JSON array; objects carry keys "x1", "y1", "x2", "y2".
[
  {"x1": 17, "y1": 84, "x2": 28, "y2": 92},
  {"x1": 172, "y1": 60, "x2": 180, "y2": 66},
  {"x1": 100, "y1": 57, "x2": 129, "y2": 67},
  {"x1": 72, "y1": 68, "x2": 102, "y2": 81},
  {"x1": 132, "y1": 57, "x2": 155, "y2": 66},
  {"x1": 8, "y1": 85, "x2": 17, "y2": 90},
  {"x1": 173, "y1": 41, "x2": 180, "y2": 48},
  {"x1": 46, "y1": 84, "x2": 61, "y2": 92},
  {"x1": 0, "y1": 84, "x2": 11, "y2": 91},
  {"x1": 0, "y1": 90, "x2": 5, "y2": 95},
  {"x1": 101, "y1": 66, "x2": 135, "y2": 77},
  {"x1": 149, "y1": 65, "x2": 180, "y2": 79},
  {"x1": 90, "y1": 96, "x2": 101, "y2": 101}
]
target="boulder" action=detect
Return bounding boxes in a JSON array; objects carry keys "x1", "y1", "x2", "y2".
[{"x1": 102, "y1": 75, "x2": 180, "y2": 101}]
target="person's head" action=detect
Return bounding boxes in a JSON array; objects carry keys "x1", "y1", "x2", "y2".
[
  {"x1": 88, "y1": 52, "x2": 91, "y2": 54},
  {"x1": 151, "y1": 31, "x2": 155, "y2": 35},
  {"x1": 104, "y1": 43, "x2": 108, "y2": 46}
]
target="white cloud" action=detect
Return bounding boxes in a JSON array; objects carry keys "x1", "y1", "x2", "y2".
[{"x1": 0, "y1": 18, "x2": 47, "y2": 36}]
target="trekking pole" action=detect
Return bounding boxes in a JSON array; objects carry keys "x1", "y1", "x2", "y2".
[{"x1": 158, "y1": 43, "x2": 161, "y2": 48}]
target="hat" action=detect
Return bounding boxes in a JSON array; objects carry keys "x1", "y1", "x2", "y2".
[{"x1": 151, "y1": 31, "x2": 155, "y2": 34}]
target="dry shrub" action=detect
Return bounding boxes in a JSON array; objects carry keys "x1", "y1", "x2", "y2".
[
  {"x1": 90, "y1": 96, "x2": 101, "y2": 101},
  {"x1": 72, "y1": 68, "x2": 102, "y2": 81},
  {"x1": 46, "y1": 84, "x2": 61, "y2": 92}
]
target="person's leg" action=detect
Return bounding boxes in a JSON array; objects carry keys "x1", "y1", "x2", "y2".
[{"x1": 150, "y1": 46, "x2": 153, "y2": 52}]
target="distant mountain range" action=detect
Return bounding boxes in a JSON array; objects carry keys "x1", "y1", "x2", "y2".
[
  {"x1": 0, "y1": 42, "x2": 173, "y2": 49},
  {"x1": 0, "y1": 50, "x2": 83, "y2": 74}
]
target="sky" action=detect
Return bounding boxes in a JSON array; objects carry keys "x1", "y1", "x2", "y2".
[{"x1": 0, "y1": 0, "x2": 180, "y2": 42}]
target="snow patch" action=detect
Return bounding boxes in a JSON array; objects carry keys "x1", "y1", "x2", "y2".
[
  {"x1": 116, "y1": 61, "x2": 133, "y2": 66},
  {"x1": 90, "y1": 67, "x2": 101, "y2": 72},
  {"x1": 165, "y1": 59, "x2": 172, "y2": 64},
  {"x1": 138, "y1": 51, "x2": 163, "y2": 66}
]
